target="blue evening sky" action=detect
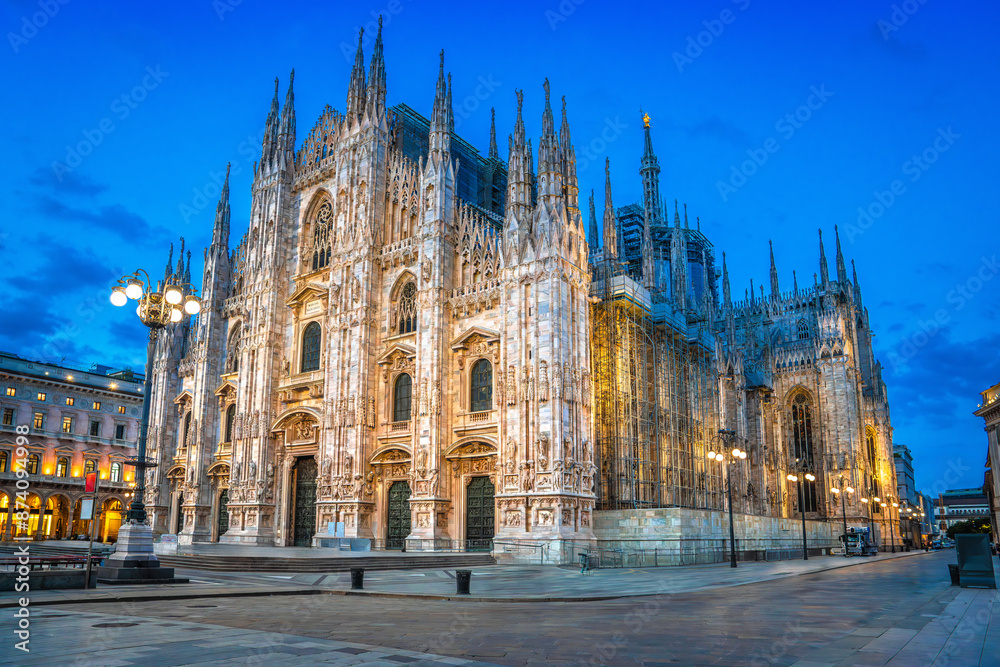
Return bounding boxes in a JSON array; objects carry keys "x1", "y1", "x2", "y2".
[{"x1": 1, "y1": 1, "x2": 997, "y2": 493}]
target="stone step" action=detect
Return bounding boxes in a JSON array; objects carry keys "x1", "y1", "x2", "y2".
[{"x1": 157, "y1": 553, "x2": 496, "y2": 573}]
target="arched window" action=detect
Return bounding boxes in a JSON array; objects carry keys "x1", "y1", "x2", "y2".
[
  {"x1": 224, "y1": 404, "x2": 237, "y2": 443},
  {"x1": 84, "y1": 459, "x2": 96, "y2": 475},
  {"x1": 470, "y1": 359, "x2": 493, "y2": 412},
  {"x1": 866, "y1": 428, "x2": 878, "y2": 473},
  {"x1": 110, "y1": 462, "x2": 122, "y2": 482},
  {"x1": 393, "y1": 374, "x2": 412, "y2": 422},
  {"x1": 301, "y1": 322, "x2": 322, "y2": 372},
  {"x1": 27, "y1": 454, "x2": 40, "y2": 475},
  {"x1": 310, "y1": 200, "x2": 333, "y2": 271},
  {"x1": 796, "y1": 319, "x2": 810, "y2": 340},
  {"x1": 56, "y1": 457, "x2": 69, "y2": 477},
  {"x1": 791, "y1": 394, "x2": 813, "y2": 463},
  {"x1": 0, "y1": 450, "x2": 7, "y2": 473},
  {"x1": 397, "y1": 282, "x2": 417, "y2": 335}
]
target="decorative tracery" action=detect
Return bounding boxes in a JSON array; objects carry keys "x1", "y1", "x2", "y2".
[
  {"x1": 311, "y1": 201, "x2": 333, "y2": 271},
  {"x1": 396, "y1": 282, "x2": 417, "y2": 335}
]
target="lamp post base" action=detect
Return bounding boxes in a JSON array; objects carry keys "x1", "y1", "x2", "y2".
[{"x1": 95, "y1": 522, "x2": 189, "y2": 585}]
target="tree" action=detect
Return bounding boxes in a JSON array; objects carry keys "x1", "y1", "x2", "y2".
[{"x1": 945, "y1": 519, "x2": 992, "y2": 539}]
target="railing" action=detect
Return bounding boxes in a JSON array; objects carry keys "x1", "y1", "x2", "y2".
[
  {"x1": 2, "y1": 424, "x2": 137, "y2": 448},
  {"x1": 467, "y1": 411, "x2": 492, "y2": 423},
  {"x1": 389, "y1": 421, "x2": 411, "y2": 433},
  {"x1": 492, "y1": 539, "x2": 550, "y2": 565},
  {"x1": 556, "y1": 538, "x2": 843, "y2": 568},
  {"x1": 368, "y1": 538, "x2": 494, "y2": 553},
  {"x1": 0, "y1": 471, "x2": 134, "y2": 490}
]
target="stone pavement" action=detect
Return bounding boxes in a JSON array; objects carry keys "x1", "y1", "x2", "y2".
[
  {"x1": 0, "y1": 548, "x2": 931, "y2": 607},
  {"x1": 0, "y1": 607, "x2": 500, "y2": 666}
]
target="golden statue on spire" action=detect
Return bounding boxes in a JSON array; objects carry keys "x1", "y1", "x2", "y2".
[{"x1": 642, "y1": 111, "x2": 650, "y2": 128}]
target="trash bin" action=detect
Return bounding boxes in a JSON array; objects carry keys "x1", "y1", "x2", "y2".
[
  {"x1": 579, "y1": 553, "x2": 590, "y2": 573},
  {"x1": 455, "y1": 570, "x2": 471, "y2": 595},
  {"x1": 350, "y1": 567, "x2": 365, "y2": 590},
  {"x1": 948, "y1": 563, "x2": 960, "y2": 586}
]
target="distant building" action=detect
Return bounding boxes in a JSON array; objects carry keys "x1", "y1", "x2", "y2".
[
  {"x1": 935, "y1": 487, "x2": 990, "y2": 534},
  {"x1": 0, "y1": 352, "x2": 143, "y2": 541},
  {"x1": 893, "y1": 444, "x2": 918, "y2": 506},
  {"x1": 974, "y1": 381, "x2": 1000, "y2": 542}
]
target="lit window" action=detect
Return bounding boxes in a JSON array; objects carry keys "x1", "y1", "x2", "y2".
[
  {"x1": 110, "y1": 462, "x2": 122, "y2": 482},
  {"x1": 36, "y1": 392, "x2": 46, "y2": 402},
  {"x1": 470, "y1": 359, "x2": 493, "y2": 412},
  {"x1": 62, "y1": 416, "x2": 74, "y2": 433},
  {"x1": 393, "y1": 373, "x2": 412, "y2": 422},
  {"x1": 5, "y1": 387, "x2": 13, "y2": 397},
  {"x1": 65, "y1": 397, "x2": 74, "y2": 406},
  {"x1": 26, "y1": 453, "x2": 40, "y2": 475},
  {"x1": 56, "y1": 457, "x2": 69, "y2": 477},
  {"x1": 84, "y1": 459, "x2": 96, "y2": 474},
  {"x1": 0, "y1": 451, "x2": 7, "y2": 473},
  {"x1": 301, "y1": 322, "x2": 321, "y2": 372},
  {"x1": 118, "y1": 405, "x2": 126, "y2": 414},
  {"x1": 93, "y1": 401, "x2": 102, "y2": 410},
  {"x1": 33, "y1": 412, "x2": 44, "y2": 430}
]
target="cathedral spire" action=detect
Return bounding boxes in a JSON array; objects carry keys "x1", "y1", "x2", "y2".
[
  {"x1": 818, "y1": 228, "x2": 830, "y2": 289},
  {"x1": 366, "y1": 16, "x2": 386, "y2": 119},
  {"x1": 793, "y1": 270, "x2": 799, "y2": 295},
  {"x1": 537, "y1": 79, "x2": 561, "y2": 201},
  {"x1": 213, "y1": 164, "x2": 231, "y2": 248},
  {"x1": 834, "y1": 224, "x2": 848, "y2": 286},
  {"x1": 176, "y1": 237, "x2": 186, "y2": 277},
  {"x1": 588, "y1": 189, "x2": 599, "y2": 253},
  {"x1": 559, "y1": 94, "x2": 578, "y2": 212},
  {"x1": 769, "y1": 239, "x2": 779, "y2": 297},
  {"x1": 261, "y1": 77, "x2": 281, "y2": 158},
  {"x1": 164, "y1": 242, "x2": 174, "y2": 283},
  {"x1": 722, "y1": 251, "x2": 731, "y2": 306},
  {"x1": 429, "y1": 50, "x2": 452, "y2": 157},
  {"x1": 488, "y1": 107, "x2": 498, "y2": 159},
  {"x1": 602, "y1": 158, "x2": 617, "y2": 260},
  {"x1": 346, "y1": 29, "x2": 367, "y2": 122},
  {"x1": 641, "y1": 209, "x2": 655, "y2": 289},
  {"x1": 671, "y1": 199, "x2": 687, "y2": 310},
  {"x1": 683, "y1": 203, "x2": 689, "y2": 229},
  {"x1": 852, "y1": 259, "x2": 863, "y2": 304},
  {"x1": 639, "y1": 110, "x2": 662, "y2": 227},
  {"x1": 279, "y1": 70, "x2": 296, "y2": 148}
]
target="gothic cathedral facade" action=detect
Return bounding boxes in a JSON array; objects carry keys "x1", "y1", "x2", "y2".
[{"x1": 143, "y1": 24, "x2": 898, "y2": 552}]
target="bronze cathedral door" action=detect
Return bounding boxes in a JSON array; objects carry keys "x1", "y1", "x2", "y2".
[
  {"x1": 386, "y1": 481, "x2": 411, "y2": 549},
  {"x1": 465, "y1": 476, "x2": 495, "y2": 551},
  {"x1": 292, "y1": 457, "x2": 318, "y2": 547}
]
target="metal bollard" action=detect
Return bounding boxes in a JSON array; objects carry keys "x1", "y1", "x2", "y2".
[
  {"x1": 350, "y1": 567, "x2": 364, "y2": 590},
  {"x1": 456, "y1": 569, "x2": 471, "y2": 595}
]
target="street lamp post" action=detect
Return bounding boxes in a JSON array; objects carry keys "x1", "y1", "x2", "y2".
[
  {"x1": 830, "y1": 476, "x2": 854, "y2": 557},
  {"x1": 95, "y1": 265, "x2": 199, "y2": 585},
  {"x1": 708, "y1": 429, "x2": 747, "y2": 568},
  {"x1": 889, "y1": 498, "x2": 899, "y2": 553},
  {"x1": 787, "y1": 461, "x2": 815, "y2": 561}
]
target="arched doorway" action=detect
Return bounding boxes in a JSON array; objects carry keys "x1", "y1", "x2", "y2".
[
  {"x1": 46, "y1": 494, "x2": 71, "y2": 539},
  {"x1": 19, "y1": 494, "x2": 41, "y2": 539},
  {"x1": 0, "y1": 493, "x2": 9, "y2": 540},
  {"x1": 465, "y1": 477, "x2": 495, "y2": 551},
  {"x1": 172, "y1": 493, "x2": 182, "y2": 535},
  {"x1": 292, "y1": 457, "x2": 318, "y2": 547},
  {"x1": 216, "y1": 488, "x2": 230, "y2": 541},
  {"x1": 386, "y1": 481, "x2": 411, "y2": 550},
  {"x1": 100, "y1": 499, "x2": 123, "y2": 542}
]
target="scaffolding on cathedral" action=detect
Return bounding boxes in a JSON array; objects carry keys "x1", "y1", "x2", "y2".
[{"x1": 590, "y1": 259, "x2": 723, "y2": 512}]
